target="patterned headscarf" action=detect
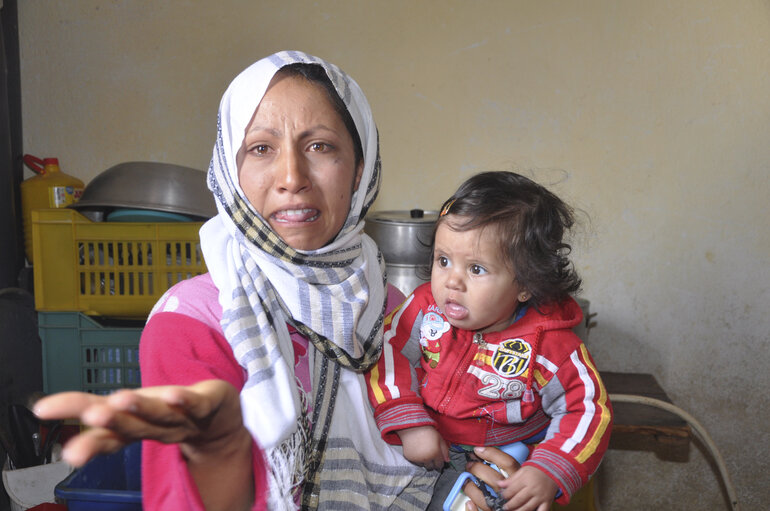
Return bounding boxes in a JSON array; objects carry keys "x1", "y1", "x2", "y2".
[{"x1": 200, "y1": 51, "x2": 387, "y2": 509}]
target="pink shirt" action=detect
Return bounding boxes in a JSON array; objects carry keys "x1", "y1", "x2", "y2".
[{"x1": 139, "y1": 274, "x2": 403, "y2": 510}]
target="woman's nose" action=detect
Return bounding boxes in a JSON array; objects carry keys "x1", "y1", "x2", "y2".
[{"x1": 275, "y1": 146, "x2": 310, "y2": 193}]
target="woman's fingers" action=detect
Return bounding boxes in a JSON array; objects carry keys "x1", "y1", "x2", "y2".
[
  {"x1": 37, "y1": 381, "x2": 233, "y2": 427},
  {"x1": 466, "y1": 461, "x2": 507, "y2": 494},
  {"x1": 462, "y1": 479, "x2": 491, "y2": 511},
  {"x1": 473, "y1": 446, "x2": 520, "y2": 477},
  {"x1": 59, "y1": 426, "x2": 127, "y2": 467},
  {"x1": 461, "y1": 445, "x2": 521, "y2": 509},
  {"x1": 88, "y1": 400, "x2": 196, "y2": 445},
  {"x1": 34, "y1": 391, "x2": 105, "y2": 421},
  {"x1": 105, "y1": 388, "x2": 198, "y2": 430}
]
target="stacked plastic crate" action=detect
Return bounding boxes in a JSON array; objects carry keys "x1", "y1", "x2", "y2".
[{"x1": 31, "y1": 209, "x2": 207, "y2": 395}]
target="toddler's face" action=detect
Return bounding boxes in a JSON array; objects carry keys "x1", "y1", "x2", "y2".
[{"x1": 431, "y1": 216, "x2": 528, "y2": 333}]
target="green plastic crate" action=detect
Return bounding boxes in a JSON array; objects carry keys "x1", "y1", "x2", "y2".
[{"x1": 38, "y1": 311, "x2": 143, "y2": 394}]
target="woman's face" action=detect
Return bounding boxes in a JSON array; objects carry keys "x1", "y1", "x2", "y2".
[{"x1": 237, "y1": 74, "x2": 363, "y2": 251}]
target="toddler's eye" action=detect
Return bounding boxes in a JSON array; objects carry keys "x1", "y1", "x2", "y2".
[
  {"x1": 470, "y1": 264, "x2": 487, "y2": 275},
  {"x1": 437, "y1": 256, "x2": 449, "y2": 268}
]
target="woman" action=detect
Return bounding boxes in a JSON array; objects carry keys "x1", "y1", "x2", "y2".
[{"x1": 35, "y1": 51, "x2": 437, "y2": 511}]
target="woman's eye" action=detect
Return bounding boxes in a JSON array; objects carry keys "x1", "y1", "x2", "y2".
[
  {"x1": 470, "y1": 264, "x2": 487, "y2": 275},
  {"x1": 250, "y1": 144, "x2": 269, "y2": 155},
  {"x1": 310, "y1": 142, "x2": 329, "y2": 152}
]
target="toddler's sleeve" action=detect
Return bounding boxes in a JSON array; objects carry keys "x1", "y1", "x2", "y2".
[
  {"x1": 524, "y1": 343, "x2": 613, "y2": 505},
  {"x1": 365, "y1": 292, "x2": 437, "y2": 444}
]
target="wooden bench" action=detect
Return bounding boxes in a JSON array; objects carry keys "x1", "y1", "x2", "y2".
[{"x1": 603, "y1": 371, "x2": 692, "y2": 462}]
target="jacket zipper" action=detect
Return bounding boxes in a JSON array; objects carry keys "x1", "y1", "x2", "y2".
[{"x1": 436, "y1": 332, "x2": 486, "y2": 414}]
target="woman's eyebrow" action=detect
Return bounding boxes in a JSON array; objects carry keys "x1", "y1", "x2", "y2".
[
  {"x1": 245, "y1": 125, "x2": 281, "y2": 137},
  {"x1": 245, "y1": 124, "x2": 339, "y2": 138},
  {"x1": 299, "y1": 124, "x2": 339, "y2": 137}
]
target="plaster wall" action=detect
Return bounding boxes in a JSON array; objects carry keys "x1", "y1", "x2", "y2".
[{"x1": 17, "y1": 1, "x2": 770, "y2": 509}]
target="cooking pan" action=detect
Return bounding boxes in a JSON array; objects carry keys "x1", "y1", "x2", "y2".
[{"x1": 70, "y1": 161, "x2": 217, "y2": 219}]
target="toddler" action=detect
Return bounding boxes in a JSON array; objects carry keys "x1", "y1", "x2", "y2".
[{"x1": 366, "y1": 171, "x2": 612, "y2": 510}]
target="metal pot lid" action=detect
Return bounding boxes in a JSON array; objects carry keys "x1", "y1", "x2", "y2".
[{"x1": 366, "y1": 209, "x2": 439, "y2": 224}]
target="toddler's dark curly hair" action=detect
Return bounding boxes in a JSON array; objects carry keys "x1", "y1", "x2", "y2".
[{"x1": 436, "y1": 171, "x2": 581, "y2": 310}]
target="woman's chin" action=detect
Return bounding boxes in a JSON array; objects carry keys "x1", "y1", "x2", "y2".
[
  {"x1": 274, "y1": 227, "x2": 326, "y2": 251},
  {"x1": 270, "y1": 216, "x2": 346, "y2": 251}
]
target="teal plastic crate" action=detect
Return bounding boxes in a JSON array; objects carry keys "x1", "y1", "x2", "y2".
[{"x1": 38, "y1": 312, "x2": 143, "y2": 394}]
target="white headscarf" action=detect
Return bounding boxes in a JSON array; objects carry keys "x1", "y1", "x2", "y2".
[{"x1": 200, "y1": 51, "x2": 392, "y2": 509}]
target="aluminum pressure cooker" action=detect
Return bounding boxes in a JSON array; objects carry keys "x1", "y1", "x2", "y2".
[{"x1": 364, "y1": 209, "x2": 439, "y2": 296}]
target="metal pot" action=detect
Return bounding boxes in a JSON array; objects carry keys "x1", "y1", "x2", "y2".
[
  {"x1": 364, "y1": 209, "x2": 438, "y2": 296},
  {"x1": 70, "y1": 161, "x2": 217, "y2": 220},
  {"x1": 381, "y1": 263, "x2": 430, "y2": 297},
  {"x1": 364, "y1": 209, "x2": 438, "y2": 265}
]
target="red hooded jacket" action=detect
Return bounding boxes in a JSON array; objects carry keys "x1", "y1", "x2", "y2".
[{"x1": 366, "y1": 283, "x2": 612, "y2": 502}]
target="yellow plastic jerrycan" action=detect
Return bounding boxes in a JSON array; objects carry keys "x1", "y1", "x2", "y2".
[{"x1": 21, "y1": 154, "x2": 85, "y2": 263}]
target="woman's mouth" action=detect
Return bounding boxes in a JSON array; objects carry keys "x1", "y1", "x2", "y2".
[{"x1": 271, "y1": 208, "x2": 319, "y2": 223}]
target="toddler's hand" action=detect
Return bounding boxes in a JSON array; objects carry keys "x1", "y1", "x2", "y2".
[
  {"x1": 396, "y1": 425, "x2": 448, "y2": 471},
  {"x1": 498, "y1": 465, "x2": 558, "y2": 511}
]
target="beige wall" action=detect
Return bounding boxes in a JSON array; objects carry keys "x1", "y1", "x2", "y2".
[{"x1": 18, "y1": 1, "x2": 769, "y2": 509}]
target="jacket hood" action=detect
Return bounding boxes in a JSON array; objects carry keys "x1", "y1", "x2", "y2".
[{"x1": 515, "y1": 295, "x2": 583, "y2": 335}]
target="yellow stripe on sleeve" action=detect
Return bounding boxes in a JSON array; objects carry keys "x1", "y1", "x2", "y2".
[
  {"x1": 368, "y1": 362, "x2": 386, "y2": 405},
  {"x1": 576, "y1": 343, "x2": 612, "y2": 463}
]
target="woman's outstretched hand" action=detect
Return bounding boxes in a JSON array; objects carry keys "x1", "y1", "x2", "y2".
[
  {"x1": 34, "y1": 380, "x2": 255, "y2": 511},
  {"x1": 34, "y1": 379, "x2": 246, "y2": 466}
]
